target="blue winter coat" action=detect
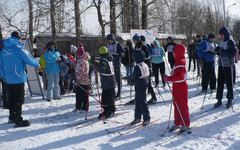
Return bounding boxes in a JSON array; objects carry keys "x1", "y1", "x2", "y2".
[
  {"x1": 106, "y1": 34, "x2": 125, "y2": 68},
  {"x1": 0, "y1": 37, "x2": 39, "y2": 84},
  {"x1": 44, "y1": 49, "x2": 61, "y2": 74},
  {"x1": 197, "y1": 38, "x2": 216, "y2": 62},
  {"x1": 151, "y1": 40, "x2": 166, "y2": 64},
  {"x1": 132, "y1": 50, "x2": 149, "y2": 87}
]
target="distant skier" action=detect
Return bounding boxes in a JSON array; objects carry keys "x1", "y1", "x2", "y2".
[
  {"x1": 164, "y1": 36, "x2": 176, "y2": 68},
  {"x1": 93, "y1": 46, "x2": 116, "y2": 119},
  {"x1": 130, "y1": 49, "x2": 151, "y2": 126},
  {"x1": 194, "y1": 35, "x2": 202, "y2": 76},
  {"x1": 187, "y1": 39, "x2": 196, "y2": 72},
  {"x1": 197, "y1": 33, "x2": 216, "y2": 93},
  {"x1": 214, "y1": 27, "x2": 237, "y2": 109},
  {"x1": 164, "y1": 44, "x2": 190, "y2": 133},
  {"x1": 0, "y1": 31, "x2": 39, "y2": 127},
  {"x1": 106, "y1": 34, "x2": 125, "y2": 100}
]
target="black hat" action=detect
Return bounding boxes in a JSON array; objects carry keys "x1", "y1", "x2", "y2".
[
  {"x1": 11, "y1": 31, "x2": 22, "y2": 40},
  {"x1": 196, "y1": 35, "x2": 201, "y2": 38},
  {"x1": 208, "y1": 33, "x2": 215, "y2": 39},
  {"x1": 140, "y1": 35, "x2": 146, "y2": 42}
]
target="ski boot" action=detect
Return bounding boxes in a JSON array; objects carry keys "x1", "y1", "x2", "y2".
[
  {"x1": 213, "y1": 99, "x2": 222, "y2": 108},
  {"x1": 226, "y1": 99, "x2": 232, "y2": 109}
]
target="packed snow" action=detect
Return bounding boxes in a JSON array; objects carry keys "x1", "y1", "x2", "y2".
[{"x1": 1, "y1": 56, "x2": 240, "y2": 150}]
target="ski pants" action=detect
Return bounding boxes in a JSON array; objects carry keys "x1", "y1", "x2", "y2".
[
  {"x1": 201, "y1": 61, "x2": 216, "y2": 91},
  {"x1": 188, "y1": 56, "x2": 196, "y2": 71},
  {"x1": 102, "y1": 88, "x2": 116, "y2": 113},
  {"x1": 196, "y1": 58, "x2": 202, "y2": 75},
  {"x1": 216, "y1": 66, "x2": 234, "y2": 100},
  {"x1": 168, "y1": 52, "x2": 175, "y2": 68},
  {"x1": 46, "y1": 72, "x2": 60, "y2": 100},
  {"x1": 152, "y1": 62, "x2": 165, "y2": 86},
  {"x1": 134, "y1": 86, "x2": 150, "y2": 121},
  {"x1": 7, "y1": 83, "x2": 25, "y2": 121},
  {"x1": 172, "y1": 81, "x2": 190, "y2": 127},
  {"x1": 76, "y1": 84, "x2": 89, "y2": 110},
  {"x1": 114, "y1": 67, "x2": 122, "y2": 96}
]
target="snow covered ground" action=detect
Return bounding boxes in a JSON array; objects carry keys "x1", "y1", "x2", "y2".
[{"x1": 1, "y1": 60, "x2": 240, "y2": 150}]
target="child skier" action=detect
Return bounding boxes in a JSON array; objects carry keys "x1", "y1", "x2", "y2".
[
  {"x1": 73, "y1": 44, "x2": 90, "y2": 113},
  {"x1": 130, "y1": 50, "x2": 151, "y2": 126},
  {"x1": 163, "y1": 44, "x2": 190, "y2": 133},
  {"x1": 93, "y1": 46, "x2": 116, "y2": 119}
]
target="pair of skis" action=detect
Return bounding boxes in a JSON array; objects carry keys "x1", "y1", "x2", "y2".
[{"x1": 105, "y1": 118, "x2": 161, "y2": 135}]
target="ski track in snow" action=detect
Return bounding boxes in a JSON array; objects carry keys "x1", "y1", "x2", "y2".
[{"x1": 1, "y1": 58, "x2": 240, "y2": 150}]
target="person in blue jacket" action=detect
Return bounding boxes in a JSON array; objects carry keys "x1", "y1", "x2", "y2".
[
  {"x1": 197, "y1": 33, "x2": 216, "y2": 93},
  {"x1": 44, "y1": 41, "x2": 61, "y2": 102},
  {"x1": 106, "y1": 34, "x2": 125, "y2": 100},
  {"x1": 130, "y1": 49, "x2": 151, "y2": 126},
  {"x1": 0, "y1": 31, "x2": 39, "y2": 127},
  {"x1": 214, "y1": 27, "x2": 237, "y2": 108}
]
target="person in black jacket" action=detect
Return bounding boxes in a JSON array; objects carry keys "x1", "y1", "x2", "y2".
[
  {"x1": 187, "y1": 39, "x2": 196, "y2": 71},
  {"x1": 94, "y1": 46, "x2": 116, "y2": 119},
  {"x1": 194, "y1": 35, "x2": 202, "y2": 76},
  {"x1": 130, "y1": 50, "x2": 151, "y2": 126},
  {"x1": 165, "y1": 36, "x2": 176, "y2": 68},
  {"x1": 214, "y1": 27, "x2": 237, "y2": 109},
  {"x1": 121, "y1": 40, "x2": 135, "y2": 83},
  {"x1": 106, "y1": 34, "x2": 125, "y2": 100}
]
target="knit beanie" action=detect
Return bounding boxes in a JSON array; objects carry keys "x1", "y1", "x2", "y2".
[{"x1": 99, "y1": 46, "x2": 108, "y2": 55}]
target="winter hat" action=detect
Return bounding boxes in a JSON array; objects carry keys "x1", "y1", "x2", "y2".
[
  {"x1": 11, "y1": 31, "x2": 22, "y2": 40},
  {"x1": 189, "y1": 39, "x2": 194, "y2": 43},
  {"x1": 99, "y1": 46, "x2": 108, "y2": 55},
  {"x1": 132, "y1": 34, "x2": 140, "y2": 41},
  {"x1": 202, "y1": 35, "x2": 207, "y2": 40},
  {"x1": 167, "y1": 36, "x2": 173, "y2": 42},
  {"x1": 219, "y1": 27, "x2": 230, "y2": 41},
  {"x1": 76, "y1": 43, "x2": 85, "y2": 57},
  {"x1": 71, "y1": 45, "x2": 78, "y2": 53},
  {"x1": 196, "y1": 35, "x2": 201, "y2": 38},
  {"x1": 140, "y1": 35, "x2": 146, "y2": 42},
  {"x1": 46, "y1": 41, "x2": 56, "y2": 49},
  {"x1": 208, "y1": 33, "x2": 215, "y2": 39},
  {"x1": 107, "y1": 34, "x2": 115, "y2": 40}
]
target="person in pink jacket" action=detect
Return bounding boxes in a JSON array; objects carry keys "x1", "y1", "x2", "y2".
[
  {"x1": 164, "y1": 44, "x2": 190, "y2": 133},
  {"x1": 73, "y1": 43, "x2": 90, "y2": 113}
]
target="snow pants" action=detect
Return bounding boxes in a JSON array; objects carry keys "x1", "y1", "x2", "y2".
[
  {"x1": 188, "y1": 56, "x2": 196, "y2": 71},
  {"x1": 172, "y1": 81, "x2": 190, "y2": 127},
  {"x1": 216, "y1": 66, "x2": 234, "y2": 100},
  {"x1": 134, "y1": 86, "x2": 150, "y2": 121},
  {"x1": 114, "y1": 67, "x2": 122, "y2": 97},
  {"x1": 46, "y1": 72, "x2": 60, "y2": 100},
  {"x1": 168, "y1": 52, "x2": 175, "y2": 68},
  {"x1": 201, "y1": 61, "x2": 216, "y2": 91},
  {"x1": 152, "y1": 62, "x2": 165, "y2": 86},
  {"x1": 76, "y1": 85, "x2": 89, "y2": 110},
  {"x1": 102, "y1": 88, "x2": 116, "y2": 113}
]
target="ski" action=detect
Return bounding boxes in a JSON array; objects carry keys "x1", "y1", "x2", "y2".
[
  {"x1": 105, "y1": 121, "x2": 143, "y2": 133},
  {"x1": 117, "y1": 119, "x2": 161, "y2": 135},
  {"x1": 73, "y1": 112, "x2": 127, "y2": 129}
]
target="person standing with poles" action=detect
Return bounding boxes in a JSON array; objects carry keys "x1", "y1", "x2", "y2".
[
  {"x1": 0, "y1": 31, "x2": 39, "y2": 127},
  {"x1": 163, "y1": 44, "x2": 190, "y2": 133},
  {"x1": 93, "y1": 46, "x2": 116, "y2": 119},
  {"x1": 214, "y1": 27, "x2": 237, "y2": 109},
  {"x1": 106, "y1": 34, "x2": 125, "y2": 100},
  {"x1": 164, "y1": 36, "x2": 176, "y2": 69},
  {"x1": 187, "y1": 39, "x2": 196, "y2": 72},
  {"x1": 197, "y1": 33, "x2": 216, "y2": 94}
]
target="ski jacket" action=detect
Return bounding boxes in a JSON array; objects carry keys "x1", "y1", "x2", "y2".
[
  {"x1": 218, "y1": 27, "x2": 237, "y2": 67},
  {"x1": 0, "y1": 37, "x2": 39, "y2": 84},
  {"x1": 132, "y1": 50, "x2": 149, "y2": 87},
  {"x1": 187, "y1": 43, "x2": 196, "y2": 58},
  {"x1": 95, "y1": 53, "x2": 116, "y2": 89},
  {"x1": 44, "y1": 48, "x2": 61, "y2": 74},
  {"x1": 151, "y1": 40, "x2": 166, "y2": 64},
  {"x1": 121, "y1": 46, "x2": 134, "y2": 67},
  {"x1": 75, "y1": 52, "x2": 90, "y2": 85},
  {"x1": 197, "y1": 38, "x2": 216, "y2": 62},
  {"x1": 106, "y1": 34, "x2": 125, "y2": 68},
  {"x1": 39, "y1": 54, "x2": 46, "y2": 73}
]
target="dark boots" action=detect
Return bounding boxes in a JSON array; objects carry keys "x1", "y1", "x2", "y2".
[
  {"x1": 226, "y1": 99, "x2": 232, "y2": 109},
  {"x1": 213, "y1": 99, "x2": 222, "y2": 108}
]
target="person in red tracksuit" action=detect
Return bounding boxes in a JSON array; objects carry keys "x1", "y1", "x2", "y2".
[{"x1": 163, "y1": 44, "x2": 190, "y2": 132}]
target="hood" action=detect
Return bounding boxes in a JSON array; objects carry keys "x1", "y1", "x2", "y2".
[
  {"x1": 3, "y1": 37, "x2": 20, "y2": 47},
  {"x1": 133, "y1": 49, "x2": 145, "y2": 64},
  {"x1": 219, "y1": 27, "x2": 230, "y2": 41},
  {"x1": 153, "y1": 40, "x2": 160, "y2": 48},
  {"x1": 167, "y1": 36, "x2": 173, "y2": 43},
  {"x1": 132, "y1": 34, "x2": 140, "y2": 42},
  {"x1": 101, "y1": 52, "x2": 113, "y2": 61},
  {"x1": 174, "y1": 44, "x2": 186, "y2": 63},
  {"x1": 107, "y1": 34, "x2": 116, "y2": 42}
]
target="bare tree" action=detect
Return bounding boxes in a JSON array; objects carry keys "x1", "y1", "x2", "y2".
[
  {"x1": 110, "y1": 0, "x2": 116, "y2": 36},
  {"x1": 75, "y1": 0, "x2": 81, "y2": 45},
  {"x1": 50, "y1": 0, "x2": 56, "y2": 41},
  {"x1": 28, "y1": 0, "x2": 33, "y2": 46}
]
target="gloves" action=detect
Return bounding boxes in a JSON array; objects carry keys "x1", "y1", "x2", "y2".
[
  {"x1": 201, "y1": 57, "x2": 204, "y2": 62},
  {"x1": 163, "y1": 75, "x2": 170, "y2": 82},
  {"x1": 57, "y1": 57, "x2": 61, "y2": 62},
  {"x1": 208, "y1": 51, "x2": 214, "y2": 55}
]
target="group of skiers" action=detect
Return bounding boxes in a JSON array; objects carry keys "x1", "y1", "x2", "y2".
[{"x1": 0, "y1": 27, "x2": 238, "y2": 132}]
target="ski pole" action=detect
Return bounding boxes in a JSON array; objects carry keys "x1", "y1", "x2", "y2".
[
  {"x1": 164, "y1": 56, "x2": 171, "y2": 75},
  {"x1": 151, "y1": 79, "x2": 167, "y2": 105},
  {"x1": 167, "y1": 98, "x2": 173, "y2": 129},
  {"x1": 166, "y1": 81, "x2": 188, "y2": 129},
  {"x1": 85, "y1": 84, "x2": 91, "y2": 120}
]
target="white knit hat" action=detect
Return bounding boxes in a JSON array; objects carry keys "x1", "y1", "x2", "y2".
[{"x1": 71, "y1": 45, "x2": 77, "y2": 53}]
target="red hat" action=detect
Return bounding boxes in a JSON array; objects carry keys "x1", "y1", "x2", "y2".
[{"x1": 76, "y1": 43, "x2": 85, "y2": 57}]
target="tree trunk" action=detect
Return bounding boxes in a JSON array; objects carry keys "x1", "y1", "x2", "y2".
[
  {"x1": 0, "y1": 25, "x2": 2, "y2": 40},
  {"x1": 142, "y1": 0, "x2": 147, "y2": 29},
  {"x1": 130, "y1": 0, "x2": 140, "y2": 29},
  {"x1": 28, "y1": 0, "x2": 33, "y2": 46},
  {"x1": 50, "y1": 0, "x2": 56, "y2": 41},
  {"x1": 110, "y1": 0, "x2": 116, "y2": 36},
  {"x1": 74, "y1": 0, "x2": 81, "y2": 46}
]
